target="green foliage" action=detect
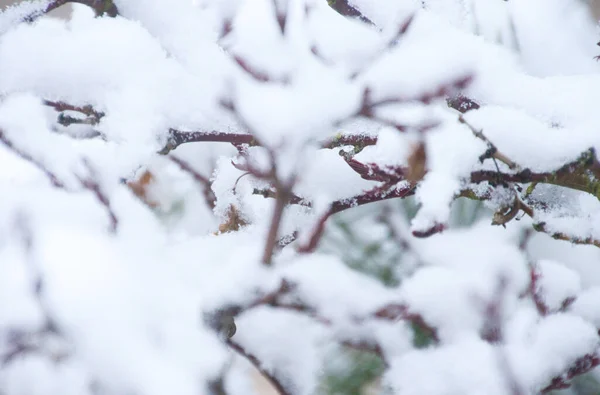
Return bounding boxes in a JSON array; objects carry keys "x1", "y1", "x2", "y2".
[{"x1": 318, "y1": 347, "x2": 386, "y2": 395}]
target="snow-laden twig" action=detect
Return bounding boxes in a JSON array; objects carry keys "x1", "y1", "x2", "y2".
[
  {"x1": 459, "y1": 115, "x2": 519, "y2": 171},
  {"x1": 169, "y1": 155, "x2": 216, "y2": 210},
  {"x1": 326, "y1": 0, "x2": 374, "y2": 25},
  {"x1": 541, "y1": 353, "x2": 600, "y2": 393},
  {"x1": 0, "y1": 128, "x2": 65, "y2": 188},
  {"x1": 226, "y1": 339, "x2": 292, "y2": 395},
  {"x1": 532, "y1": 222, "x2": 600, "y2": 249},
  {"x1": 76, "y1": 159, "x2": 118, "y2": 233}
]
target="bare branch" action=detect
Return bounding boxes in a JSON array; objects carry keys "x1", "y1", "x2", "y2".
[
  {"x1": 341, "y1": 339, "x2": 388, "y2": 367},
  {"x1": 160, "y1": 129, "x2": 256, "y2": 154},
  {"x1": 541, "y1": 353, "x2": 600, "y2": 393},
  {"x1": 447, "y1": 95, "x2": 480, "y2": 113},
  {"x1": 262, "y1": 183, "x2": 292, "y2": 265},
  {"x1": 3, "y1": 214, "x2": 68, "y2": 366},
  {"x1": 169, "y1": 156, "x2": 216, "y2": 210},
  {"x1": 372, "y1": 303, "x2": 439, "y2": 343},
  {"x1": 272, "y1": 0, "x2": 288, "y2": 34},
  {"x1": 327, "y1": 0, "x2": 375, "y2": 25},
  {"x1": 412, "y1": 222, "x2": 446, "y2": 238},
  {"x1": 77, "y1": 159, "x2": 118, "y2": 233},
  {"x1": 296, "y1": 183, "x2": 417, "y2": 253},
  {"x1": 0, "y1": 128, "x2": 65, "y2": 188},
  {"x1": 532, "y1": 222, "x2": 600, "y2": 249},
  {"x1": 43, "y1": 100, "x2": 104, "y2": 120},
  {"x1": 226, "y1": 339, "x2": 292, "y2": 395},
  {"x1": 253, "y1": 188, "x2": 308, "y2": 206},
  {"x1": 469, "y1": 148, "x2": 600, "y2": 199},
  {"x1": 13, "y1": 0, "x2": 118, "y2": 24},
  {"x1": 232, "y1": 55, "x2": 288, "y2": 83},
  {"x1": 459, "y1": 115, "x2": 519, "y2": 170}
]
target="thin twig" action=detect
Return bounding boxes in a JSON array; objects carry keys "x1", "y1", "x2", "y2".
[
  {"x1": 43, "y1": 100, "x2": 104, "y2": 121},
  {"x1": 271, "y1": 0, "x2": 287, "y2": 34},
  {"x1": 160, "y1": 129, "x2": 256, "y2": 154},
  {"x1": 341, "y1": 340, "x2": 388, "y2": 367},
  {"x1": 377, "y1": 206, "x2": 412, "y2": 251},
  {"x1": 226, "y1": 339, "x2": 292, "y2": 395},
  {"x1": 169, "y1": 156, "x2": 216, "y2": 210},
  {"x1": 252, "y1": 188, "x2": 308, "y2": 206},
  {"x1": 14, "y1": 0, "x2": 118, "y2": 24},
  {"x1": 327, "y1": 0, "x2": 375, "y2": 25},
  {"x1": 77, "y1": 159, "x2": 118, "y2": 233},
  {"x1": 372, "y1": 303, "x2": 439, "y2": 343},
  {"x1": 296, "y1": 183, "x2": 417, "y2": 253},
  {"x1": 541, "y1": 353, "x2": 600, "y2": 393},
  {"x1": 0, "y1": 129, "x2": 65, "y2": 188},
  {"x1": 447, "y1": 95, "x2": 480, "y2": 113},
  {"x1": 532, "y1": 222, "x2": 600, "y2": 249},
  {"x1": 262, "y1": 183, "x2": 291, "y2": 265},
  {"x1": 459, "y1": 115, "x2": 519, "y2": 170},
  {"x1": 3, "y1": 214, "x2": 68, "y2": 366}
]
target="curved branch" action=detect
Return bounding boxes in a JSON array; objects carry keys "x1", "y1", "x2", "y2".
[
  {"x1": 169, "y1": 156, "x2": 216, "y2": 210},
  {"x1": 532, "y1": 222, "x2": 600, "y2": 249},
  {"x1": 541, "y1": 353, "x2": 600, "y2": 393},
  {"x1": 226, "y1": 339, "x2": 292, "y2": 395},
  {"x1": 11, "y1": 0, "x2": 118, "y2": 24},
  {"x1": 469, "y1": 148, "x2": 600, "y2": 199},
  {"x1": 0, "y1": 129, "x2": 65, "y2": 188},
  {"x1": 327, "y1": 0, "x2": 374, "y2": 25},
  {"x1": 159, "y1": 129, "x2": 256, "y2": 154},
  {"x1": 296, "y1": 183, "x2": 416, "y2": 252}
]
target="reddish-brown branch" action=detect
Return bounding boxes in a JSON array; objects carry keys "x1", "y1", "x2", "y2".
[
  {"x1": 262, "y1": 185, "x2": 291, "y2": 265},
  {"x1": 469, "y1": 149, "x2": 600, "y2": 198},
  {"x1": 321, "y1": 134, "x2": 378, "y2": 150},
  {"x1": 357, "y1": 75, "x2": 474, "y2": 119},
  {"x1": 459, "y1": 115, "x2": 518, "y2": 170},
  {"x1": 327, "y1": 0, "x2": 374, "y2": 25},
  {"x1": 77, "y1": 160, "x2": 118, "y2": 233},
  {"x1": 296, "y1": 183, "x2": 416, "y2": 253},
  {"x1": 528, "y1": 264, "x2": 549, "y2": 316},
  {"x1": 533, "y1": 222, "x2": 600, "y2": 249},
  {"x1": 373, "y1": 303, "x2": 439, "y2": 343},
  {"x1": 271, "y1": 0, "x2": 287, "y2": 34},
  {"x1": 165, "y1": 129, "x2": 378, "y2": 153},
  {"x1": 412, "y1": 222, "x2": 446, "y2": 238},
  {"x1": 447, "y1": 95, "x2": 480, "y2": 113},
  {"x1": 233, "y1": 55, "x2": 283, "y2": 83},
  {"x1": 342, "y1": 158, "x2": 406, "y2": 182},
  {"x1": 0, "y1": 129, "x2": 65, "y2": 188},
  {"x1": 296, "y1": 209, "x2": 331, "y2": 254},
  {"x1": 169, "y1": 156, "x2": 216, "y2": 210},
  {"x1": 253, "y1": 188, "x2": 308, "y2": 206},
  {"x1": 330, "y1": 183, "x2": 416, "y2": 215},
  {"x1": 247, "y1": 280, "x2": 295, "y2": 310},
  {"x1": 43, "y1": 100, "x2": 105, "y2": 120},
  {"x1": 226, "y1": 339, "x2": 292, "y2": 395},
  {"x1": 342, "y1": 339, "x2": 388, "y2": 367},
  {"x1": 17, "y1": 0, "x2": 118, "y2": 23},
  {"x1": 160, "y1": 129, "x2": 256, "y2": 154},
  {"x1": 541, "y1": 353, "x2": 600, "y2": 393}
]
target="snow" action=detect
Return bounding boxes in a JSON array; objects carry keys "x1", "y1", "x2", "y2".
[
  {"x1": 234, "y1": 306, "x2": 329, "y2": 395},
  {"x1": 279, "y1": 253, "x2": 397, "y2": 322},
  {"x1": 570, "y1": 287, "x2": 600, "y2": 328},
  {"x1": 384, "y1": 338, "x2": 508, "y2": 395},
  {"x1": 536, "y1": 259, "x2": 582, "y2": 311}
]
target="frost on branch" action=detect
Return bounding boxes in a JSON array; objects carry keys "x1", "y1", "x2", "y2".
[{"x1": 2, "y1": 0, "x2": 600, "y2": 394}]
